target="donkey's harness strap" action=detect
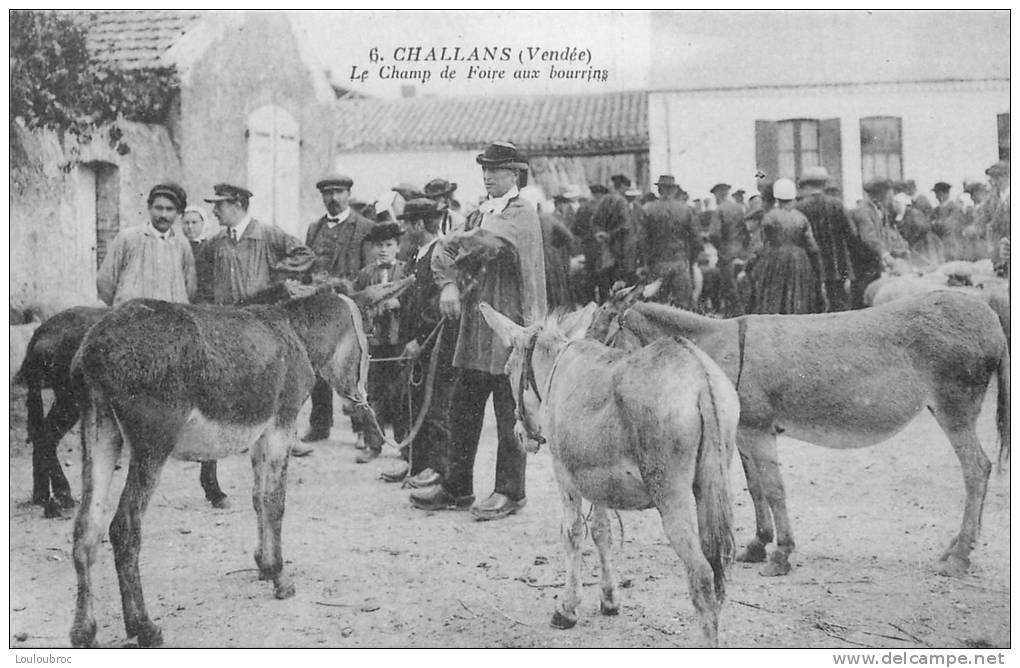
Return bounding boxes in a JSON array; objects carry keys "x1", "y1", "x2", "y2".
[{"x1": 735, "y1": 315, "x2": 748, "y2": 393}]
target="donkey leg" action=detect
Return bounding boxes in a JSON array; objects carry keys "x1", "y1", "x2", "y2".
[
  {"x1": 590, "y1": 504, "x2": 621, "y2": 616},
  {"x1": 734, "y1": 440, "x2": 773, "y2": 563},
  {"x1": 935, "y1": 425, "x2": 990, "y2": 576},
  {"x1": 43, "y1": 388, "x2": 80, "y2": 508},
  {"x1": 651, "y1": 485, "x2": 722, "y2": 647},
  {"x1": 251, "y1": 426, "x2": 294, "y2": 599},
  {"x1": 70, "y1": 396, "x2": 123, "y2": 648},
  {"x1": 550, "y1": 464, "x2": 585, "y2": 629},
  {"x1": 199, "y1": 460, "x2": 228, "y2": 509},
  {"x1": 743, "y1": 430, "x2": 794, "y2": 576},
  {"x1": 109, "y1": 450, "x2": 169, "y2": 647}
]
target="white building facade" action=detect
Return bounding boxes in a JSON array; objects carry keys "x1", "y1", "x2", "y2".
[{"x1": 649, "y1": 78, "x2": 1009, "y2": 205}]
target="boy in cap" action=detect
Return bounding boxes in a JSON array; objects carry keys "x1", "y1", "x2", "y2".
[
  {"x1": 352, "y1": 222, "x2": 409, "y2": 463},
  {"x1": 423, "y1": 178, "x2": 465, "y2": 234},
  {"x1": 97, "y1": 182, "x2": 196, "y2": 307}
]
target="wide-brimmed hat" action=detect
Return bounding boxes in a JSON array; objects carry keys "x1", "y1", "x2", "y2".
[
  {"x1": 365, "y1": 221, "x2": 405, "y2": 243},
  {"x1": 610, "y1": 174, "x2": 631, "y2": 187},
  {"x1": 654, "y1": 175, "x2": 678, "y2": 188},
  {"x1": 475, "y1": 141, "x2": 528, "y2": 169},
  {"x1": 862, "y1": 177, "x2": 894, "y2": 195},
  {"x1": 391, "y1": 183, "x2": 425, "y2": 200},
  {"x1": 589, "y1": 184, "x2": 609, "y2": 195},
  {"x1": 709, "y1": 183, "x2": 731, "y2": 194},
  {"x1": 316, "y1": 173, "x2": 354, "y2": 191},
  {"x1": 204, "y1": 183, "x2": 253, "y2": 203},
  {"x1": 397, "y1": 198, "x2": 440, "y2": 220},
  {"x1": 799, "y1": 166, "x2": 830, "y2": 184},
  {"x1": 932, "y1": 181, "x2": 952, "y2": 193},
  {"x1": 962, "y1": 179, "x2": 988, "y2": 194},
  {"x1": 561, "y1": 185, "x2": 583, "y2": 200},
  {"x1": 985, "y1": 160, "x2": 1010, "y2": 177},
  {"x1": 148, "y1": 182, "x2": 187, "y2": 210},
  {"x1": 423, "y1": 178, "x2": 457, "y2": 198}
]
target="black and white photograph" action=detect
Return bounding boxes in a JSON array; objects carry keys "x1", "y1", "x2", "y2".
[{"x1": 7, "y1": 9, "x2": 1011, "y2": 655}]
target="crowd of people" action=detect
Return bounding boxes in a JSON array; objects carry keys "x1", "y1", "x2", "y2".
[{"x1": 94, "y1": 142, "x2": 1010, "y2": 522}]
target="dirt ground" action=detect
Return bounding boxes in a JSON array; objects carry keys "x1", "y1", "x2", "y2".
[{"x1": 8, "y1": 383, "x2": 1010, "y2": 649}]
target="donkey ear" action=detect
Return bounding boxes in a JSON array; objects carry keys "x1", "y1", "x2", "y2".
[
  {"x1": 479, "y1": 302, "x2": 525, "y2": 348},
  {"x1": 641, "y1": 278, "x2": 663, "y2": 301},
  {"x1": 562, "y1": 303, "x2": 597, "y2": 340}
]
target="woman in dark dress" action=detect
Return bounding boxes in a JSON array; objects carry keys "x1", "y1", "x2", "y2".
[{"x1": 748, "y1": 178, "x2": 825, "y2": 314}]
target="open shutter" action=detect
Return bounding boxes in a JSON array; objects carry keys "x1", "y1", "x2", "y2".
[
  {"x1": 755, "y1": 120, "x2": 779, "y2": 181},
  {"x1": 819, "y1": 118, "x2": 842, "y2": 195}
]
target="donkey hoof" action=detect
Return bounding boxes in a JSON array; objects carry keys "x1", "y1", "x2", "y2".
[
  {"x1": 274, "y1": 578, "x2": 296, "y2": 600},
  {"x1": 550, "y1": 610, "x2": 577, "y2": 629},
  {"x1": 69, "y1": 621, "x2": 98, "y2": 648},
  {"x1": 600, "y1": 600, "x2": 620, "y2": 616},
  {"x1": 937, "y1": 555, "x2": 970, "y2": 577},
  {"x1": 136, "y1": 622, "x2": 164, "y2": 648},
  {"x1": 759, "y1": 556, "x2": 791, "y2": 577},
  {"x1": 736, "y1": 543, "x2": 768, "y2": 563},
  {"x1": 209, "y1": 496, "x2": 229, "y2": 510},
  {"x1": 42, "y1": 498, "x2": 63, "y2": 519},
  {"x1": 55, "y1": 492, "x2": 77, "y2": 509}
]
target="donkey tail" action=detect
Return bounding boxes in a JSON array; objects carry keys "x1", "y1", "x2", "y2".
[
  {"x1": 693, "y1": 377, "x2": 737, "y2": 602},
  {"x1": 996, "y1": 346, "x2": 1010, "y2": 472},
  {"x1": 18, "y1": 343, "x2": 45, "y2": 446}
]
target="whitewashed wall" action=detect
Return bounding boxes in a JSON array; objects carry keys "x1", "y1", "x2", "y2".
[{"x1": 649, "y1": 79, "x2": 1009, "y2": 206}]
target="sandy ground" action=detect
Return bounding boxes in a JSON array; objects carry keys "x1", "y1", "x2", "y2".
[{"x1": 8, "y1": 383, "x2": 1010, "y2": 649}]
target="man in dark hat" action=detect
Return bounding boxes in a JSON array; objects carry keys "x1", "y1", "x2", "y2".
[
  {"x1": 708, "y1": 182, "x2": 750, "y2": 315},
  {"x1": 200, "y1": 183, "x2": 313, "y2": 307},
  {"x1": 795, "y1": 166, "x2": 855, "y2": 312},
  {"x1": 847, "y1": 178, "x2": 900, "y2": 308},
  {"x1": 423, "y1": 178, "x2": 465, "y2": 234},
  {"x1": 300, "y1": 173, "x2": 377, "y2": 444},
  {"x1": 568, "y1": 183, "x2": 608, "y2": 303},
  {"x1": 410, "y1": 141, "x2": 546, "y2": 521},
  {"x1": 378, "y1": 198, "x2": 460, "y2": 486},
  {"x1": 589, "y1": 174, "x2": 637, "y2": 301},
  {"x1": 350, "y1": 221, "x2": 410, "y2": 463},
  {"x1": 97, "y1": 182, "x2": 196, "y2": 307},
  {"x1": 638, "y1": 176, "x2": 701, "y2": 308},
  {"x1": 931, "y1": 181, "x2": 967, "y2": 261}
]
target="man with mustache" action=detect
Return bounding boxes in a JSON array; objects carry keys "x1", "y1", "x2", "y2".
[{"x1": 97, "y1": 182, "x2": 196, "y2": 307}]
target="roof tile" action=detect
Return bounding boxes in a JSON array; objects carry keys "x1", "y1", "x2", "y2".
[{"x1": 86, "y1": 10, "x2": 202, "y2": 69}]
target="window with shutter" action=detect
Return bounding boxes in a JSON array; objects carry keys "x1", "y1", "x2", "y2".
[
  {"x1": 758, "y1": 119, "x2": 823, "y2": 181},
  {"x1": 997, "y1": 113, "x2": 1010, "y2": 160},
  {"x1": 860, "y1": 117, "x2": 903, "y2": 182},
  {"x1": 246, "y1": 106, "x2": 301, "y2": 237}
]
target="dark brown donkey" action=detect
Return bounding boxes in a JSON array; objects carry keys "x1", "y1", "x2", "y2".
[
  {"x1": 590, "y1": 289, "x2": 1009, "y2": 578},
  {"x1": 69, "y1": 290, "x2": 382, "y2": 648}
]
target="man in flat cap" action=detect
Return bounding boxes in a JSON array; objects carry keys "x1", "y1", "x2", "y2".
[
  {"x1": 201, "y1": 183, "x2": 314, "y2": 307},
  {"x1": 847, "y1": 178, "x2": 901, "y2": 308},
  {"x1": 97, "y1": 182, "x2": 196, "y2": 307},
  {"x1": 569, "y1": 183, "x2": 607, "y2": 303},
  {"x1": 978, "y1": 160, "x2": 1010, "y2": 275},
  {"x1": 637, "y1": 175, "x2": 702, "y2": 308},
  {"x1": 795, "y1": 167, "x2": 855, "y2": 311},
  {"x1": 301, "y1": 174, "x2": 376, "y2": 444},
  {"x1": 931, "y1": 181, "x2": 968, "y2": 261},
  {"x1": 410, "y1": 141, "x2": 546, "y2": 521},
  {"x1": 708, "y1": 182, "x2": 750, "y2": 315}
]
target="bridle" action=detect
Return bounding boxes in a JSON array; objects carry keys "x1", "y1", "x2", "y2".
[{"x1": 515, "y1": 330, "x2": 574, "y2": 450}]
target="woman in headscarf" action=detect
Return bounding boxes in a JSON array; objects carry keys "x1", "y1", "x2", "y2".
[
  {"x1": 182, "y1": 206, "x2": 214, "y2": 302},
  {"x1": 747, "y1": 177, "x2": 825, "y2": 314}
]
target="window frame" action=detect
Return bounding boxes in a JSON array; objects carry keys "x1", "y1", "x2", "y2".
[{"x1": 859, "y1": 116, "x2": 904, "y2": 183}]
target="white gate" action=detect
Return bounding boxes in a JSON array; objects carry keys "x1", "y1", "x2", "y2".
[{"x1": 246, "y1": 105, "x2": 301, "y2": 237}]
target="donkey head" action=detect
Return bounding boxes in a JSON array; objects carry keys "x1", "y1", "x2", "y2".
[
  {"x1": 586, "y1": 279, "x2": 661, "y2": 345},
  {"x1": 479, "y1": 303, "x2": 596, "y2": 452}
]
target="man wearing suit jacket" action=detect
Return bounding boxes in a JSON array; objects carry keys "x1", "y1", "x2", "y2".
[
  {"x1": 301, "y1": 173, "x2": 376, "y2": 444},
  {"x1": 847, "y1": 178, "x2": 896, "y2": 309}
]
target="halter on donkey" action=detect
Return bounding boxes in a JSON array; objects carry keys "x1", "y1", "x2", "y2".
[
  {"x1": 69, "y1": 290, "x2": 382, "y2": 648},
  {"x1": 479, "y1": 302, "x2": 740, "y2": 646}
]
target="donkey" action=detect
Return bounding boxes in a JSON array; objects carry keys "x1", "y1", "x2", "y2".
[
  {"x1": 590, "y1": 288, "x2": 1010, "y2": 578},
  {"x1": 69, "y1": 290, "x2": 384, "y2": 648},
  {"x1": 479, "y1": 303, "x2": 739, "y2": 646},
  {"x1": 16, "y1": 279, "x2": 413, "y2": 517}
]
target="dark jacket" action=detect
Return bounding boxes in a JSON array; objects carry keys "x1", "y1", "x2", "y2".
[
  {"x1": 305, "y1": 210, "x2": 375, "y2": 279},
  {"x1": 796, "y1": 192, "x2": 855, "y2": 281}
]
